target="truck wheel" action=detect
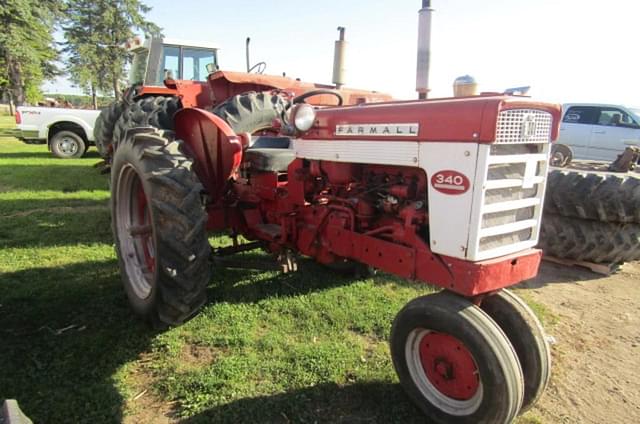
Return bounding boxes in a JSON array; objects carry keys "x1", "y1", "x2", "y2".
[
  {"x1": 390, "y1": 291, "x2": 524, "y2": 424},
  {"x1": 113, "y1": 96, "x2": 181, "y2": 151},
  {"x1": 545, "y1": 170, "x2": 640, "y2": 223},
  {"x1": 111, "y1": 129, "x2": 210, "y2": 327},
  {"x1": 212, "y1": 91, "x2": 289, "y2": 134},
  {"x1": 94, "y1": 100, "x2": 126, "y2": 158},
  {"x1": 539, "y1": 213, "x2": 640, "y2": 263},
  {"x1": 50, "y1": 130, "x2": 86, "y2": 158},
  {"x1": 480, "y1": 289, "x2": 551, "y2": 413}
]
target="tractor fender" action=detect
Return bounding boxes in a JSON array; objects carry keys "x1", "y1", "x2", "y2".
[{"x1": 174, "y1": 108, "x2": 243, "y2": 202}]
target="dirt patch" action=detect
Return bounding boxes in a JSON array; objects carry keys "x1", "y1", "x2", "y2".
[
  {"x1": 122, "y1": 354, "x2": 176, "y2": 424},
  {"x1": 519, "y1": 261, "x2": 640, "y2": 423},
  {"x1": 179, "y1": 344, "x2": 217, "y2": 366}
]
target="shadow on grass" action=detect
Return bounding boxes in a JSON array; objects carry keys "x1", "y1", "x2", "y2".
[
  {"x1": 0, "y1": 199, "x2": 112, "y2": 249},
  {"x1": 0, "y1": 148, "x2": 102, "y2": 160},
  {"x1": 0, "y1": 259, "x2": 156, "y2": 423},
  {"x1": 180, "y1": 381, "x2": 423, "y2": 424},
  {"x1": 0, "y1": 164, "x2": 108, "y2": 192},
  {"x1": 208, "y1": 254, "x2": 363, "y2": 305}
]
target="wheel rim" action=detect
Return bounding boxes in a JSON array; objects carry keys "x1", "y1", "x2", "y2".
[
  {"x1": 405, "y1": 329, "x2": 483, "y2": 416},
  {"x1": 56, "y1": 136, "x2": 79, "y2": 156},
  {"x1": 116, "y1": 164, "x2": 156, "y2": 300}
]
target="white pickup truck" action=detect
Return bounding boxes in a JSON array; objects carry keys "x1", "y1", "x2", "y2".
[{"x1": 15, "y1": 106, "x2": 101, "y2": 158}]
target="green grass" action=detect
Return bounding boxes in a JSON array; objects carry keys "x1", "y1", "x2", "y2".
[{"x1": 0, "y1": 116, "x2": 552, "y2": 423}]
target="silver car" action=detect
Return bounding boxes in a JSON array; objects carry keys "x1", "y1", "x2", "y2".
[{"x1": 555, "y1": 103, "x2": 640, "y2": 162}]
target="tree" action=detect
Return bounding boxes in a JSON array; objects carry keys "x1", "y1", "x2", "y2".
[
  {"x1": 62, "y1": 0, "x2": 107, "y2": 109},
  {"x1": 63, "y1": 0, "x2": 159, "y2": 105},
  {"x1": 0, "y1": 0, "x2": 61, "y2": 108}
]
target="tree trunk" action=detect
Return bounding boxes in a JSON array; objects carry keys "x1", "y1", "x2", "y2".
[
  {"x1": 112, "y1": 75, "x2": 121, "y2": 101},
  {"x1": 7, "y1": 57, "x2": 26, "y2": 106},
  {"x1": 91, "y1": 83, "x2": 98, "y2": 109}
]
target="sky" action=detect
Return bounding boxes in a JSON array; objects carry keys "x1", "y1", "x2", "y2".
[{"x1": 44, "y1": 0, "x2": 640, "y2": 106}]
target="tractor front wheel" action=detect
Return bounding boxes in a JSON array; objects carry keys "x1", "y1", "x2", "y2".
[
  {"x1": 111, "y1": 129, "x2": 210, "y2": 328},
  {"x1": 390, "y1": 291, "x2": 524, "y2": 424},
  {"x1": 480, "y1": 289, "x2": 551, "y2": 413}
]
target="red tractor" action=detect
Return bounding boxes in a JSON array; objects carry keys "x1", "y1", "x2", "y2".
[
  {"x1": 109, "y1": 69, "x2": 561, "y2": 422},
  {"x1": 93, "y1": 34, "x2": 391, "y2": 160}
]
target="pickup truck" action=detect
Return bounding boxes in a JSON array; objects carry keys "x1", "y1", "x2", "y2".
[
  {"x1": 554, "y1": 103, "x2": 640, "y2": 163},
  {"x1": 15, "y1": 106, "x2": 101, "y2": 158}
]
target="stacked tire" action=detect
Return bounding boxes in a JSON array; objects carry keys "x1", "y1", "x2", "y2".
[
  {"x1": 94, "y1": 94, "x2": 181, "y2": 160},
  {"x1": 540, "y1": 169, "x2": 640, "y2": 264}
]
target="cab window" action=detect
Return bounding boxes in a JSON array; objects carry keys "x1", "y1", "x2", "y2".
[
  {"x1": 182, "y1": 48, "x2": 216, "y2": 81},
  {"x1": 161, "y1": 46, "x2": 180, "y2": 80},
  {"x1": 562, "y1": 106, "x2": 598, "y2": 124}
]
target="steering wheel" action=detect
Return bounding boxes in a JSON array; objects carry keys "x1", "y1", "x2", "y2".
[
  {"x1": 248, "y1": 62, "x2": 267, "y2": 74},
  {"x1": 293, "y1": 89, "x2": 343, "y2": 106}
]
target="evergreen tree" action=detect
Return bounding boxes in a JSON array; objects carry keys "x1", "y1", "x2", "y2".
[
  {"x1": 0, "y1": 0, "x2": 61, "y2": 107},
  {"x1": 63, "y1": 0, "x2": 159, "y2": 104}
]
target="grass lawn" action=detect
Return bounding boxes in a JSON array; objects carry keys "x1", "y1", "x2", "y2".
[{"x1": 0, "y1": 115, "x2": 547, "y2": 423}]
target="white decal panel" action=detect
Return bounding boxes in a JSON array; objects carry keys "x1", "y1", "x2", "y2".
[
  {"x1": 293, "y1": 139, "x2": 419, "y2": 167},
  {"x1": 335, "y1": 123, "x2": 419, "y2": 137}
]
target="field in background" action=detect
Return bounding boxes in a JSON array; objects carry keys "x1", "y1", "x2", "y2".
[{"x1": 0, "y1": 115, "x2": 547, "y2": 423}]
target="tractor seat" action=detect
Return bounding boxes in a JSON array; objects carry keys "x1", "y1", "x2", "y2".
[{"x1": 244, "y1": 136, "x2": 295, "y2": 173}]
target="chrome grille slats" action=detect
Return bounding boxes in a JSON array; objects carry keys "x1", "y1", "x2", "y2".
[{"x1": 467, "y1": 109, "x2": 552, "y2": 261}]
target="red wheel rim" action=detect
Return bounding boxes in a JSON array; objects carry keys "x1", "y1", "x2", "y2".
[
  {"x1": 418, "y1": 332, "x2": 480, "y2": 400},
  {"x1": 135, "y1": 182, "x2": 155, "y2": 273}
]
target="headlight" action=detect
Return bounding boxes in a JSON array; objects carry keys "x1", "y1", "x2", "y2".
[{"x1": 293, "y1": 104, "x2": 317, "y2": 132}]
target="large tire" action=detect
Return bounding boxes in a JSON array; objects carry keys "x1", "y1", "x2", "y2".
[
  {"x1": 390, "y1": 291, "x2": 524, "y2": 424},
  {"x1": 212, "y1": 91, "x2": 289, "y2": 134},
  {"x1": 112, "y1": 96, "x2": 181, "y2": 151},
  {"x1": 539, "y1": 213, "x2": 640, "y2": 263},
  {"x1": 545, "y1": 170, "x2": 640, "y2": 223},
  {"x1": 94, "y1": 100, "x2": 126, "y2": 158},
  {"x1": 111, "y1": 129, "x2": 210, "y2": 327},
  {"x1": 480, "y1": 289, "x2": 551, "y2": 413}
]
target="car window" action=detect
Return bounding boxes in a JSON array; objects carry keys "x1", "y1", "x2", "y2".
[
  {"x1": 563, "y1": 106, "x2": 599, "y2": 124},
  {"x1": 596, "y1": 108, "x2": 638, "y2": 127}
]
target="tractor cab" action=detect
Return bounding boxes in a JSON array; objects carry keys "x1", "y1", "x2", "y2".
[{"x1": 127, "y1": 35, "x2": 219, "y2": 87}]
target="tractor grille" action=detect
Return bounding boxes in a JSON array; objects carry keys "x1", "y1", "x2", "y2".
[
  {"x1": 469, "y1": 109, "x2": 551, "y2": 261},
  {"x1": 495, "y1": 109, "x2": 553, "y2": 144}
]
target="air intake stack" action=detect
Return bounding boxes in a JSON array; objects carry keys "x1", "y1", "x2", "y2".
[
  {"x1": 332, "y1": 27, "x2": 347, "y2": 89},
  {"x1": 416, "y1": 0, "x2": 434, "y2": 99}
]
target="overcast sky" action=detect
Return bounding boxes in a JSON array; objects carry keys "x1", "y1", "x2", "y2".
[{"x1": 44, "y1": 0, "x2": 640, "y2": 106}]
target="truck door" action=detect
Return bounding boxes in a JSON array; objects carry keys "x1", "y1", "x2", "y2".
[
  {"x1": 558, "y1": 106, "x2": 598, "y2": 159},
  {"x1": 589, "y1": 107, "x2": 640, "y2": 161}
]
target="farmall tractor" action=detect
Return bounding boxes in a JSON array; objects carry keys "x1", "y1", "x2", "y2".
[{"x1": 103, "y1": 27, "x2": 561, "y2": 424}]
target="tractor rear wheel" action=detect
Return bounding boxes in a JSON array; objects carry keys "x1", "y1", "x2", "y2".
[
  {"x1": 111, "y1": 129, "x2": 210, "y2": 328},
  {"x1": 480, "y1": 289, "x2": 551, "y2": 413},
  {"x1": 94, "y1": 100, "x2": 126, "y2": 158},
  {"x1": 112, "y1": 96, "x2": 181, "y2": 152},
  {"x1": 212, "y1": 91, "x2": 289, "y2": 134},
  {"x1": 390, "y1": 291, "x2": 524, "y2": 424}
]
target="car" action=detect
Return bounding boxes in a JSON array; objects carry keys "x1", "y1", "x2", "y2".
[
  {"x1": 553, "y1": 103, "x2": 640, "y2": 164},
  {"x1": 15, "y1": 106, "x2": 101, "y2": 158}
]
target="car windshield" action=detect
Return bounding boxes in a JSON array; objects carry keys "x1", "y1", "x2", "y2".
[{"x1": 630, "y1": 109, "x2": 640, "y2": 122}]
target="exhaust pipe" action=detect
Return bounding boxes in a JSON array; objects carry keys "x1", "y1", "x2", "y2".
[
  {"x1": 332, "y1": 27, "x2": 347, "y2": 89},
  {"x1": 416, "y1": 0, "x2": 434, "y2": 99}
]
